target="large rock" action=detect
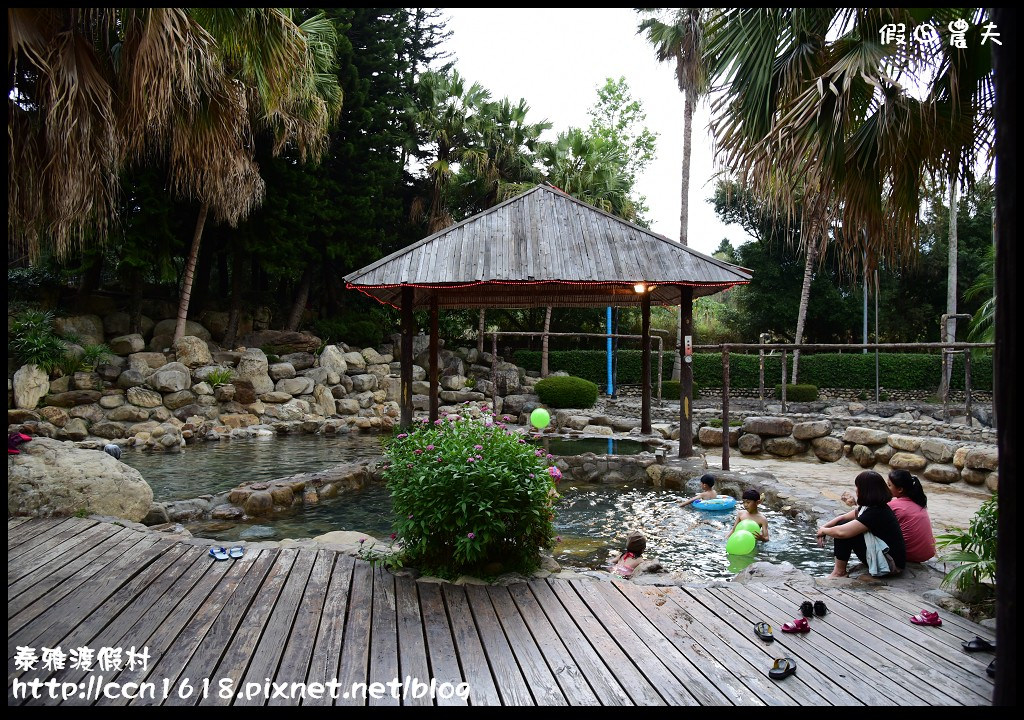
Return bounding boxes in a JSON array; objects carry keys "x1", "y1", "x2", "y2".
[
  {"x1": 887, "y1": 434, "x2": 922, "y2": 453},
  {"x1": 281, "y1": 352, "x2": 315, "y2": 371},
  {"x1": 109, "y1": 334, "x2": 146, "y2": 355},
  {"x1": 62, "y1": 418, "x2": 89, "y2": 440},
  {"x1": 961, "y1": 468, "x2": 989, "y2": 486},
  {"x1": 964, "y1": 447, "x2": 999, "y2": 471},
  {"x1": 501, "y1": 394, "x2": 534, "y2": 415},
  {"x1": 14, "y1": 365, "x2": 49, "y2": 409},
  {"x1": 316, "y1": 345, "x2": 347, "y2": 384},
  {"x1": 350, "y1": 374, "x2": 378, "y2": 393},
  {"x1": 153, "y1": 319, "x2": 211, "y2": 341},
  {"x1": 163, "y1": 390, "x2": 196, "y2": 410},
  {"x1": 276, "y1": 377, "x2": 314, "y2": 396},
  {"x1": 172, "y1": 335, "x2": 213, "y2": 368},
  {"x1": 44, "y1": 390, "x2": 101, "y2": 408},
  {"x1": 146, "y1": 362, "x2": 191, "y2": 393},
  {"x1": 54, "y1": 315, "x2": 105, "y2": 346},
  {"x1": 361, "y1": 347, "x2": 387, "y2": 365},
  {"x1": 128, "y1": 352, "x2": 169, "y2": 371},
  {"x1": 811, "y1": 436, "x2": 844, "y2": 462},
  {"x1": 792, "y1": 420, "x2": 832, "y2": 441},
  {"x1": 336, "y1": 399, "x2": 360, "y2": 415},
  {"x1": 737, "y1": 433, "x2": 763, "y2": 455},
  {"x1": 313, "y1": 384, "x2": 336, "y2": 417},
  {"x1": 922, "y1": 464, "x2": 961, "y2": 484},
  {"x1": 740, "y1": 417, "x2": 793, "y2": 437},
  {"x1": 342, "y1": 352, "x2": 367, "y2": 373},
  {"x1": 843, "y1": 427, "x2": 890, "y2": 446},
  {"x1": 236, "y1": 349, "x2": 275, "y2": 395},
  {"x1": 920, "y1": 438, "x2": 958, "y2": 464},
  {"x1": 851, "y1": 444, "x2": 876, "y2": 468},
  {"x1": 763, "y1": 437, "x2": 808, "y2": 457},
  {"x1": 38, "y1": 406, "x2": 69, "y2": 427},
  {"x1": 269, "y1": 362, "x2": 296, "y2": 381},
  {"x1": 117, "y1": 370, "x2": 147, "y2": 389},
  {"x1": 127, "y1": 386, "x2": 163, "y2": 408},
  {"x1": 91, "y1": 421, "x2": 127, "y2": 439},
  {"x1": 108, "y1": 404, "x2": 151, "y2": 422},
  {"x1": 888, "y1": 452, "x2": 928, "y2": 471},
  {"x1": 8, "y1": 437, "x2": 153, "y2": 521},
  {"x1": 238, "y1": 330, "x2": 321, "y2": 355}
]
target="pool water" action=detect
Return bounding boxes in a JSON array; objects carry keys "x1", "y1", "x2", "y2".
[
  {"x1": 527, "y1": 436, "x2": 659, "y2": 456},
  {"x1": 122, "y1": 435, "x2": 833, "y2": 579}
]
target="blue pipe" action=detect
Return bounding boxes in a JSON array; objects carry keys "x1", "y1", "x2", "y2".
[{"x1": 606, "y1": 306, "x2": 613, "y2": 395}]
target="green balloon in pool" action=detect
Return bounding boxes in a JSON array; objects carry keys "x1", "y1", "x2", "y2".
[
  {"x1": 530, "y1": 408, "x2": 551, "y2": 429},
  {"x1": 736, "y1": 519, "x2": 761, "y2": 536},
  {"x1": 726, "y1": 529, "x2": 756, "y2": 555}
]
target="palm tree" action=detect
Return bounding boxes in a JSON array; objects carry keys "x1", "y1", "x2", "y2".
[
  {"x1": 638, "y1": 8, "x2": 708, "y2": 381},
  {"x1": 705, "y1": 8, "x2": 993, "y2": 381},
  {"x1": 540, "y1": 129, "x2": 637, "y2": 221}
]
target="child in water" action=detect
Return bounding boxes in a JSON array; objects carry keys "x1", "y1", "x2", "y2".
[
  {"x1": 728, "y1": 489, "x2": 770, "y2": 542},
  {"x1": 679, "y1": 474, "x2": 718, "y2": 507},
  {"x1": 609, "y1": 532, "x2": 647, "y2": 578}
]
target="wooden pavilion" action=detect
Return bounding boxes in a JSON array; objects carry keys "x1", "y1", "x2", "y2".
[{"x1": 344, "y1": 184, "x2": 751, "y2": 456}]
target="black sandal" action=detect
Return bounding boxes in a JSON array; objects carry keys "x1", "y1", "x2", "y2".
[
  {"x1": 814, "y1": 600, "x2": 828, "y2": 617},
  {"x1": 769, "y1": 657, "x2": 797, "y2": 681},
  {"x1": 800, "y1": 600, "x2": 814, "y2": 618},
  {"x1": 962, "y1": 636, "x2": 996, "y2": 653},
  {"x1": 754, "y1": 622, "x2": 774, "y2": 642}
]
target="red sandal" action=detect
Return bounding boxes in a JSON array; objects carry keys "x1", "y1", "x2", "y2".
[
  {"x1": 781, "y1": 617, "x2": 811, "y2": 633},
  {"x1": 910, "y1": 609, "x2": 942, "y2": 627}
]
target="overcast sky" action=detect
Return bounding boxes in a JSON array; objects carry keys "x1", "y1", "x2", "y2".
[{"x1": 440, "y1": 7, "x2": 752, "y2": 257}]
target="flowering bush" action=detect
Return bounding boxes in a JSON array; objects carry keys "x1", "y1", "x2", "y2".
[{"x1": 382, "y1": 412, "x2": 557, "y2": 577}]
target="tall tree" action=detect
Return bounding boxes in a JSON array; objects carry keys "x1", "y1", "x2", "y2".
[
  {"x1": 705, "y1": 8, "x2": 994, "y2": 381},
  {"x1": 638, "y1": 8, "x2": 707, "y2": 380}
]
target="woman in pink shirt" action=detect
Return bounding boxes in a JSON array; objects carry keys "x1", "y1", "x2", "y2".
[{"x1": 887, "y1": 469, "x2": 936, "y2": 562}]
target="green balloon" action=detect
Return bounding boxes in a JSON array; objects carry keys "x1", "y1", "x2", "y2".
[
  {"x1": 736, "y1": 519, "x2": 761, "y2": 536},
  {"x1": 530, "y1": 408, "x2": 551, "y2": 429},
  {"x1": 726, "y1": 529, "x2": 756, "y2": 555}
]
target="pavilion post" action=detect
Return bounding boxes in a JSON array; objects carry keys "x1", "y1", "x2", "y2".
[
  {"x1": 429, "y1": 294, "x2": 439, "y2": 423},
  {"x1": 678, "y1": 286, "x2": 694, "y2": 457},
  {"x1": 641, "y1": 290, "x2": 652, "y2": 435},
  {"x1": 491, "y1": 332, "x2": 498, "y2": 414},
  {"x1": 722, "y1": 346, "x2": 731, "y2": 471},
  {"x1": 400, "y1": 286, "x2": 414, "y2": 430}
]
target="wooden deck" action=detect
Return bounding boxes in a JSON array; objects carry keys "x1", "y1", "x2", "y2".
[{"x1": 7, "y1": 518, "x2": 995, "y2": 706}]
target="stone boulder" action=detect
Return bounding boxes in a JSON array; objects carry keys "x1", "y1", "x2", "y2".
[
  {"x1": 964, "y1": 447, "x2": 999, "y2": 471},
  {"x1": 153, "y1": 319, "x2": 211, "y2": 341},
  {"x1": 281, "y1": 352, "x2": 316, "y2": 371},
  {"x1": 843, "y1": 427, "x2": 890, "y2": 446},
  {"x1": 888, "y1": 452, "x2": 928, "y2": 471},
  {"x1": 737, "y1": 433, "x2": 763, "y2": 455},
  {"x1": 238, "y1": 330, "x2": 321, "y2": 355},
  {"x1": 103, "y1": 311, "x2": 154, "y2": 339},
  {"x1": 811, "y1": 436, "x2": 844, "y2": 463},
  {"x1": 961, "y1": 468, "x2": 989, "y2": 486},
  {"x1": 236, "y1": 349, "x2": 275, "y2": 395},
  {"x1": 922, "y1": 464, "x2": 961, "y2": 484},
  {"x1": 763, "y1": 437, "x2": 808, "y2": 457},
  {"x1": 361, "y1": 347, "x2": 387, "y2": 365},
  {"x1": 172, "y1": 335, "x2": 213, "y2": 368},
  {"x1": 792, "y1": 420, "x2": 832, "y2": 441},
  {"x1": 8, "y1": 437, "x2": 153, "y2": 521},
  {"x1": 920, "y1": 438, "x2": 958, "y2": 464},
  {"x1": 128, "y1": 352, "x2": 169, "y2": 372},
  {"x1": 117, "y1": 370, "x2": 147, "y2": 390},
  {"x1": 350, "y1": 374, "x2": 378, "y2": 393},
  {"x1": 740, "y1": 417, "x2": 793, "y2": 437},
  {"x1": 14, "y1": 365, "x2": 49, "y2": 409},
  {"x1": 887, "y1": 434, "x2": 922, "y2": 453},
  {"x1": 342, "y1": 351, "x2": 367, "y2": 373},
  {"x1": 54, "y1": 315, "x2": 105, "y2": 346},
  {"x1": 109, "y1": 334, "x2": 146, "y2": 355},
  {"x1": 44, "y1": 390, "x2": 101, "y2": 408},
  {"x1": 851, "y1": 444, "x2": 876, "y2": 468},
  {"x1": 276, "y1": 377, "x2": 314, "y2": 396},
  {"x1": 146, "y1": 362, "x2": 191, "y2": 393}
]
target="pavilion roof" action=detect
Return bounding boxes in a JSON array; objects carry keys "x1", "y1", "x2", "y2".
[{"x1": 344, "y1": 184, "x2": 751, "y2": 309}]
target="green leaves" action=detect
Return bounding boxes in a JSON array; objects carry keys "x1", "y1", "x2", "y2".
[
  {"x1": 381, "y1": 410, "x2": 557, "y2": 578},
  {"x1": 936, "y1": 493, "x2": 998, "y2": 594}
]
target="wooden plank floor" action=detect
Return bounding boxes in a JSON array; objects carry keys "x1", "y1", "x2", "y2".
[{"x1": 6, "y1": 519, "x2": 995, "y2": 706}]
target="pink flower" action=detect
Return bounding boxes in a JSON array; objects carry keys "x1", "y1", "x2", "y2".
[
  {"x1": 555, "y1": 536, "x2": 562, "y2": 543},
  {"x1": 503, "y1": 416, "x2": 512, "y2": 422},
  {"x1": 437, "y1": 455, "x2": 443, "y2": 462},
  {"x1": 474, "y1": 444, "x2": 483, "y2": 451},
  {"x1": 546, "y1": 453, "x2": 554, "y2": 460},
  {"x1": 467, "y1": 457, "x2": 476, "y2": 463},
  {"x1": 534, "y1": 449, "x2": 545, "y2": 457},
  {"x1": 408, "y1": 514, "x2": 414, "y2": 519},
  {"x1": 528, "y1": 473, "x2": 535, "y2": 479},
  {"x1": 358, "y1": 538, "x2": 366, "y2": 544},
  {"x1": 434, "y1": 419, "x2": 444, "y2": 426},
  {"x1": 414, "y1": 449, "x2": 423, "y2": 455},
  {"x1": 390, "y1": 533, "x2": 397, "y2": 540},
  {"x1": 548, "y1": 466, "x2": 563, "y2": 481},
  {"x1": 518, "y1": 438, "x2": 526, "y2": 444},
  {"x1": 406, "y1": 463, "x2": 413, "y2": 468},
  {"x1": 397, "y1": 433, "x2": 408, "y2": 439},
  {"x1": 426, "y1": 444, "x2": 435, "y2": 451},
  {"x1": 467, "y1": 532, "x2": 476, "y2": 540}
]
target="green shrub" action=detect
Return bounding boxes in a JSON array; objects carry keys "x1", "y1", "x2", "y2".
[
  {"x1": 535, "y1": 376, "x2": 599, "y2": 409},
  {"x1": 78, "y1": 344, "x2": 113, "y2": 371},
  {"x1": 383, "y1": 416, "x2": 557, "y2": 577},
  {"x1": 936, "y1": 493, "x2": 997, "y2": 598},
  {"x1": 206, "y1": 368, "x2": 234, "y2": 387},
  {"x1": 9, "y1": 309, "x2": 67, "y2": 374},
  {"x1": 659, "y1": 379, "x2": 700, "y2": 399},
  {"x1": 774, "y1": 384, "x2": 818, "y2": 402}
]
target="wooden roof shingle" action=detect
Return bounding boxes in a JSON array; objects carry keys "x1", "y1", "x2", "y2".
[{"x1": 344, "y1": 184, "x2": 752, "y2": 309}]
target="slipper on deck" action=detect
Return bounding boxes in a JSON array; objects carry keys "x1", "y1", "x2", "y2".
[
  {"x1": 769, "y1": 657, "x2": 797, "y2": 681},
  {"x1": 814, "y1": 600, "x2": 828, "y2": 617},
  {"x1": 799, "y1": 600, "x2": 814, "y2": 617},
  {"x1": 209, "y1": 546, "x2": 229, "y2": 561},
  {"x1": 754, "y1": 622, "x2": 774, "y2": 642},
  {"x1": 781, "y1": 617, "x2": 811, "y2": 634},
  {"x1": 229, "y1": 546, "x2": 245, "y2": 559},
  {"x1": 962, "y1": 637, "x2": 995, "y2": 653},
  {"x1": 909, "y1": 609, "x2": 942, "y2": 627}
]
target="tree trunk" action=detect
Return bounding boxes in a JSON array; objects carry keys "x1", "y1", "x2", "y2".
[
  {"x1": 791, "y1": 241, "x2": 818, "y2": 384},
  {"x1": 285, "y1": 264, "x2": 313, "y2": 331},
  {"x1": 174, "y1": 201, "x2": 209, "y2": 343},
  {"x1": 939, "y1": 181, "x2": 959, "y2": 397},
  {"x1": 223, "y1": 243, "x2": 245, "y2": 349},
  {"x1": 540, "y1": 306, "x2": 553, "y2": 377},
  {"x1": 477, "y1": 309, "x2": 486, "y2": 354},
  {"x1": 673, "y1": 89, "x2": 696, "y2": 383}
]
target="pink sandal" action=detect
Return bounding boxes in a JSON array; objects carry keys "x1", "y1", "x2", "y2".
[
  {"x1": 910, "y1": 609, "x2": 942, "y2": 627},
  {"x1": 781, "y1": 617, "x2": 811, "y2": 633}
]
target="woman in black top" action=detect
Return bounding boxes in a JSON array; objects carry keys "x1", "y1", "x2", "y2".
[{"x1": 816, "y1": 471, "x2": 906, "y2": 578}]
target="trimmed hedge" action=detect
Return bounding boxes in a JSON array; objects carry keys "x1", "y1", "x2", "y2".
[
  {"x1": 774, "y1": 384, "x2": 819, "y2": 401},
  {"x1": 534, "y1": 376, "x2": 599, "y2": 409},
  {"x1": 513, "y1": 350, "x2": 992, "y2": 391}
]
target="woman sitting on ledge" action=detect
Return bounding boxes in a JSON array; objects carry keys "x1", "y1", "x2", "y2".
[
  {"x1": 818, "y1": 471, "x2": 906, "y2": 579},
  {"x1": 887, "y1": 469, "x2": 936, "y2": 563}
]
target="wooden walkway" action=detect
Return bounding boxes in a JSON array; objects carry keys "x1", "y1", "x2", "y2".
[{"x1": 7, "y1": 518, "x2": 995, "y2": 706}]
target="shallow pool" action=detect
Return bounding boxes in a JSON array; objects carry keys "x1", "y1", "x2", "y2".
[{"x1": 527, "y1": 436, "x2": 659, "y2": 456}]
